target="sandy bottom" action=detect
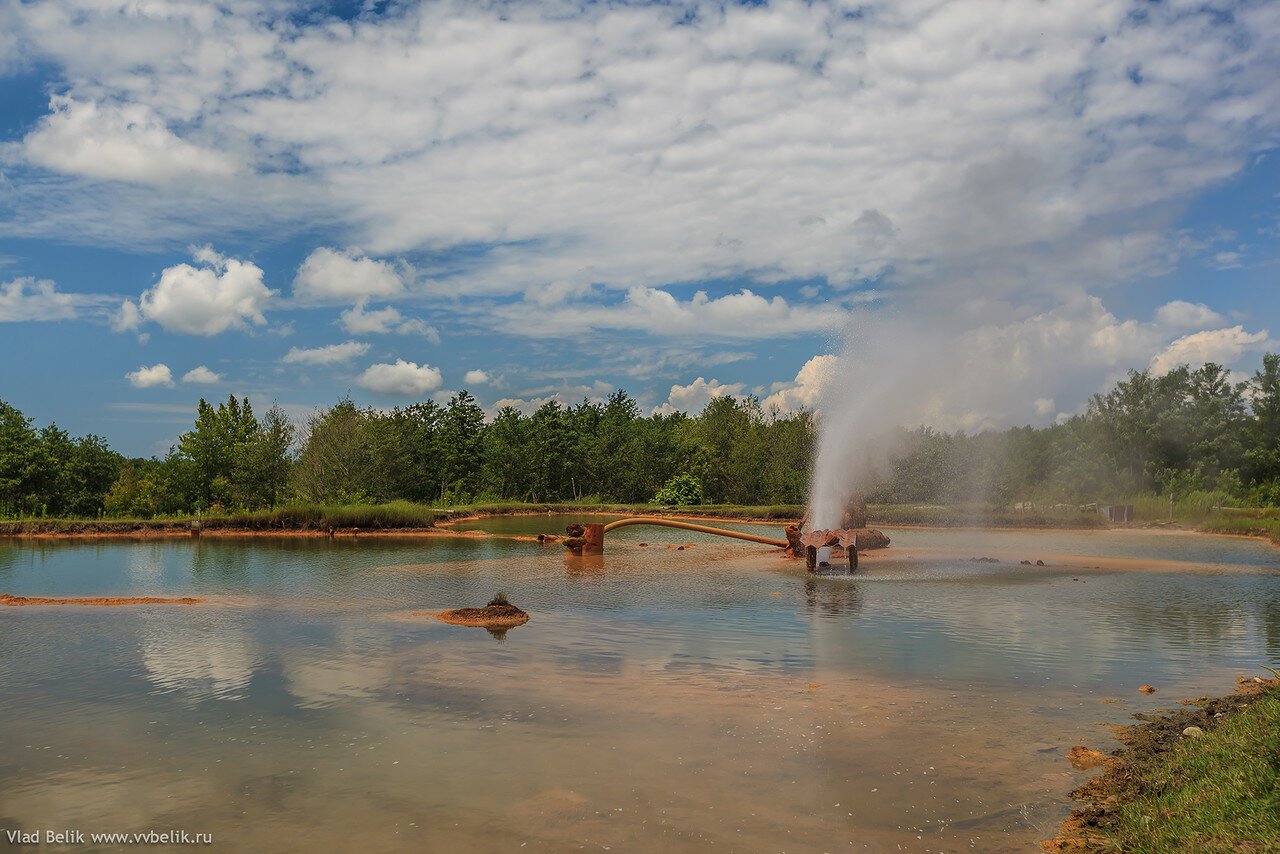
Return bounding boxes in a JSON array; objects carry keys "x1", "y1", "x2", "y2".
[
  {"x1": 873, "y1": 545, "x2": 1265, "y2": 574},
  {"x1": 0, "y1": 594, "x2": 204, "y2": 607}
]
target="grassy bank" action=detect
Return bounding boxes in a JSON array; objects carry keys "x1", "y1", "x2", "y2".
[
  {"x1": 0, "y1": 501, "x2": 808, "y2": 536},
  {"x1": 1045, "y1": 678, "x2": 1280, "y2": 852},
  {"x1": 0, "y1": 500, "x2": 1120, "y2": 536},
  {"x1": 1198, "y1": 508, "x2": 1280, "y2": 546}
]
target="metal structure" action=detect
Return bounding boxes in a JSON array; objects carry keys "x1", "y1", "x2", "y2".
[
  {"x1": 600, "y1": 517, "x2": 788, "y2": 547},
  {"x1": 559, "y1": 516, "x2": 878, "y2": 575}
]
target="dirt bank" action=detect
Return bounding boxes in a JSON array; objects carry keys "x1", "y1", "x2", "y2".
[
  {"x1": 427, "y1": 602, "x2": 531, "y2": 629},
  {"x1": 0, "y1": 593, "x2": 204, "y2": 607},
  {"x1": 1042, "y1": 676, "x2": 1280, "y2": 852}
]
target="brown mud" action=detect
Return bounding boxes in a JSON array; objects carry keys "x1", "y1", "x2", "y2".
[
  {"x1": 427, "y1": 603, "x2": 531, "y2": 629},
  {"x1": 0, "y1": 593, "x2": 203, "y2": 607},
  {"x1": 1041, "y1": 677, "x2": 1280, "y2": 852}
]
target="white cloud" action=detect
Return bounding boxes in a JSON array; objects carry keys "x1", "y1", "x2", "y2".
[
  {"x1": 182, "y1": 365, "x2": 222, "y2": 384},
  {"x1": 23, "y1": 96, "x2": 237, "y2": 184},
  {"x1": 132, "y1": 250, "x2": 275, "y2": 335},
  {"x1": 125, "y1": 363, "x2": 174, "y2": 388},
  {"x1": 463, "y1": 369, "x2": 490, "y2": 385},
  {"x1": 1034, "y1": 398, "x2": 1056, "y2": 418},
  {"x1": 8, "y1": 0, "x2": 1276, "y2": 312},
  {"x1": 0, "y1": 277, "x2": 78, "y2": 321},
  {"x1": 1153, "y1": 300, "x2": 1225, "y2": 331},
  {"x1": 1210, "y1": 251, "x2": 1243, "y2": 270},
  {"x1": 498, "y1": 287, "x2": 842, "y2": 340},
  {"x1": 282, "y1": 340, "x2": 371, "y2": 365},
  {"x1": 111, "y1": 298, "x2": 143, "y2": 332},
  {"x1": 356, "y1": 359, "x2": 443, "y2": 396},
  {"x1": 761, "y1": 354, "x2": 839, "y2": 412},
  {"x1": 653, "y1": 376, "x2": 746, "y2": 416},
  {"x1": 1149, "y1": 326, "x2": 1271, "y2": 375},
  {"x1": 293, "y1": 247, "x2": 403, "y2": 304},
  {"x1": 339, "y1": 301, "x2": 440, "y2": 341}
]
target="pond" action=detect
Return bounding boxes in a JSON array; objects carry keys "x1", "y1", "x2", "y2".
[{"x1": 2, "y1": 520, "x2": 1278, "y2": 851}]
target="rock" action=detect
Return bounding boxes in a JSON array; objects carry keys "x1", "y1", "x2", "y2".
[
  {"x1": 1036, "y1": 559, "x2": 1046, "y2": 566},
  {"x1": 1182, "y1": 726, "x2": 1203, "y2": 737},
  {"x1": 1021, "y1": 559, "x2": 1032, "y2": 565},
  {"x1": 1139, "y1": 684, "x2": 1157, "y2": 694},
  {"x1": 1067, "y1": 746, "x2": 1112, "y2": 770}
]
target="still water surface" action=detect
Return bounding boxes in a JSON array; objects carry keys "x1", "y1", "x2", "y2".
[{"x1": 2, "y1": 521, "x2": 1278, "y2": 851}]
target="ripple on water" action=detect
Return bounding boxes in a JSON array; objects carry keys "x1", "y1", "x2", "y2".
[{"x1": 2, "y1": 526, "x2": 1280, "y2": 851}]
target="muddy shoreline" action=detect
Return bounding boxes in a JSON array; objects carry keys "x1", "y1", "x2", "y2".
[
  {"x1": 1042, "y1": 676, "x2": 1280, "y2": 852},
  {"x1": 2, "y1": 509, "x2": 1275, "y2": 552}
]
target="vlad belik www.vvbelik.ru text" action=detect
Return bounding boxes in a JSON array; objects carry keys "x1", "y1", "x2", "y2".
[{"x1": 5, "y1": 828, "x2": 213, "y2": 846}]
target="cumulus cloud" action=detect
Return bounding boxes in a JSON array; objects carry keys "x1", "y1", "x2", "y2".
[
  {"x1": 0, "y1": 277, "x2": 79, "y2": 321},
  {"x1": 23, "y1": 96, "x2": 237, "y2": 184},
  {"x1": 463, "y1": 369, "x2": 490, "y2": 385},
  {"x1": 8, "y1": 0, "x2": 1276, "y2": 309},
  {"x1": 356, "y1": 359, "x2": 443, "y2": 396},
  {"x1": 282, "y1": 340, "x2": 370, "y2": 365},
  {"x1": 129, "y1": 249, "x2": 275, "y2": 335},
  {"x1": 293, "y1": 247, "x2": 403, "y2": 304},
  {"x1": 653, "y1": 376, "x2": 746, "y2": 416},
  {"x1": 125, "y1": 363, "x2": 174, "y2": 388},
  {"x1": 1149, "y1": 327, "x2": 1271, "y2": 375},
  {"x1": 182, "y1": 365, "x2": 222, "y2": 384},
  {"x1": 761, "y1": 354, "x2": 839, "y2": 412},
  {"x1": 339, "y1": 301, "x2": 440, "y2": 341},
  {"x1": 1153, "y1": 300, "x2": 1225, "y2": 331},
  {"x1": 111, "y1": 298, "x2": 143, "y2": 332},
  {"x1": 499, "y1": 287, "x2": 843, "y2": 340}
]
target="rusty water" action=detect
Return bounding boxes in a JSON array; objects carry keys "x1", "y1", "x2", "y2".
[{"x1": 2, "y1": 523, "x2": 1279, "y2": 851}]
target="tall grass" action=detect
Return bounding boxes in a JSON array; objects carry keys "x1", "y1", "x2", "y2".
[{"x1": 1105, "y1": 689, "x2": 1280, "y2": 852}]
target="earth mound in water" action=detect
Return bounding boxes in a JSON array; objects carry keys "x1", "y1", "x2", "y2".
[
  {"x1": 434, "y1": 599, "x2": 530, "y2": 629},
  {"x1": 0, "y1": 593, "x2": 203, "y2": 607}
]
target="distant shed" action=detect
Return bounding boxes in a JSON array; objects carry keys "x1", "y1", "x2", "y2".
[{"x1": 1098, "y1": 504, "x2": 1134, "y2": 523}]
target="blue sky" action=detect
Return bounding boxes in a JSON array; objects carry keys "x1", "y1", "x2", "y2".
[{"x1": 0, "y1": 0, "x2": 1277, "y2": 456}]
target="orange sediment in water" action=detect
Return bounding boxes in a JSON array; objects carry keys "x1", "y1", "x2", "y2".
[{"x1": 0, "y1": 593, "x2": 203, "y2": 607}]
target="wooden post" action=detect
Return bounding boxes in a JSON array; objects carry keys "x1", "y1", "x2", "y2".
[
  {"x1": 848, "y1": 533, "x2": 858, "y2": 573},
  {"x1": 805, "y1": 545, "x2": 817, "y2": 571},
  {"x1": 584, "y1": 523, "x2": 605, "y2": 554}
]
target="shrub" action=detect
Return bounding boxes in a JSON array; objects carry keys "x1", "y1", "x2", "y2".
[{"x1": 653, "y1": 473, "x2": 705, "y2": 506}]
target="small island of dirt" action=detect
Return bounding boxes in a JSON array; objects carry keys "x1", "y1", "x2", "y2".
[
  {"x1": 1, "y1": 593, "x2": 204, "y2": 607},
  {"x1": 426, "y1": 595, "x2": 530, "y2": 630}
]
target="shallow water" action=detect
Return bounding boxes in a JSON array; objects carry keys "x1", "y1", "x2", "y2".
[{"x1": 2, "y1": 522, "x2": 1278, "y2": 852}]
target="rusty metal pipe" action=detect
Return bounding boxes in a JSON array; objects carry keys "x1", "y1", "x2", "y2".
[{"x1": 600, "y1": 517, "x2": 788, "y2": 548}]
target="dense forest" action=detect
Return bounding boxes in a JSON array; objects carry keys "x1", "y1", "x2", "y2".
[{"x1": 2, "y1": 354, "x2": 1280, "y2": 518}]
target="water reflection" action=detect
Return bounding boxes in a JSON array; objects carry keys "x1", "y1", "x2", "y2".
[
  {"x1": 139, "y1": 612, "x2": 260, "y2": 702},
  {"x1": 2, "y1": 529, "x2": 1279, "y2": 851},
  {"x1": 802, "y1": 576, "x2": 865, "y2": 617}
]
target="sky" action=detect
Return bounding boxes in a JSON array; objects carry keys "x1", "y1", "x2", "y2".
[{"x1": 0, "y1": 0, "x2": 1277, "y2": 457}]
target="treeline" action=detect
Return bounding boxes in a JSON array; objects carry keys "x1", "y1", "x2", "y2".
[
  {"x1": 290, "y1": 392, "x2": 813, "y2": 507},
  {"x1": 3, "y1": 353, "x2": 1280, "y2": 518},
  {"x1": 0, "y1": 400, "x2": 122, "y2": 516},
  {"x1": 0, "y1": 391, "x2": 814, "y2": 517},
  {"x1": 871, "y1": 358, "x2": 1280, "y2": 507}
]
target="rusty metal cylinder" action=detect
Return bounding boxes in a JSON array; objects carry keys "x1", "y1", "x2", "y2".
[{"x1": 583, "y1": 523, "x2": 605, "y2": 553}]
